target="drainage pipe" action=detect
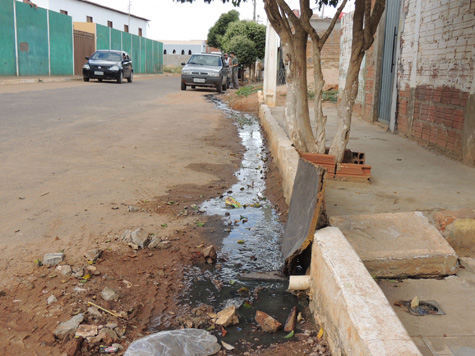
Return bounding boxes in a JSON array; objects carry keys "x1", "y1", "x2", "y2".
[{"x1": 288, "y1": 275, "x2": 311, "y2": 290}]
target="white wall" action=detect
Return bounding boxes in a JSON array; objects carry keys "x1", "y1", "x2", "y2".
[
  {"x1": 163, "y1": 44, "x2": 204, "y2": 55},
  {"x1": 33, "y1": 0, "x2": 148, "y2": 37}
]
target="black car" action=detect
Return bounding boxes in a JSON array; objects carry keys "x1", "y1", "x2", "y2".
[{"x1": 83, "y1": 50, "x2": 133, "y2": 84}]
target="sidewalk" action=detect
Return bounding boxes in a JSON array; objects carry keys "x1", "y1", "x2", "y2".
[
  {"x1": 0, "y1": 73, "x2": 166, "y2": 85},
  {"x1": 268, "y1": 103, "x2": 475, "y2": 356}
]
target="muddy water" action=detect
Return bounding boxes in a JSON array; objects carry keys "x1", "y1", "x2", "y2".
[{"x1": 177, "y1": 97, "x2": 304, "y2": 350}]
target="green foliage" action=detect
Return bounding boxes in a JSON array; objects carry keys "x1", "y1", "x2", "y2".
[
  {"x1": 236, "y1": 85, "x2": 262, "y2": 97},
  {"x1": 307, "y1": 89, "x2": 338, "y2": 103},
  {"x1": 221, "y1": 21, "x2": 266, "y2": 60},
  {"x1": 225, "y1": 35, "x2": 256, "y2": 66},
  {"x1": 163, "y1": 66, "x2": 182, "y2": 74},
  {"x1": 206, "y1": 10, "x2": 240, "y2": 49}
]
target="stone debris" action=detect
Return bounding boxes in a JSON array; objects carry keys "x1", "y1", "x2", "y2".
[
  {"x1": 92, "y1": 327, "x2": 119, "y2": 344},
  {"x1": 84, "y1": 248, "x2": 103, "y2": 262},
  {"x1": 215, "y1": 305, "x2": 239, "y2": 327},
  {"x1": 47, "y1": 294, "x2": 57, "y2": 305},
  {"x1": 43, "y1": 252, "x2": 64, "y2": 266},
  {"x1": 255, "y1": 310, "x2": 282, "y2": 332},
  {"x1": 101, "y1": 287, "x2": 120, "y2": 301},
  {"x1": 203, "y1": 245, "x2": 217, "y2": 264},
  {"x1": 131, "y1": 227, "x2": 150, "y2": 249},
  {"x1": 128, "y1": 205, "x2": 140, "y2": 212},
  {"x1": 75, "y1": 324, "x2": 98, "y2": 338},
  {"x1": 54, "y1": 313, "x2": 84, "y2": 338},
  {"x1": 71, "y1": 267, "x2": 84, "y2": 279},
  {"x1": 147, "y1": 237, "x2": 162, "y2": 249},
  {"x1": 87, "y1": 306, "x2": 102, "y2": 318},
  {"x1": 56, "y1": 264, "x2": 72, "y2": 276}
]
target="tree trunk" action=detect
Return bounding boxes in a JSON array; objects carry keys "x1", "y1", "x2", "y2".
[
  {"x1": 329, "y1": 49, "x2": 365, "y2": 162},
  {"x1": 312, "y1": 45, "x2": 327, "y2": 154}
]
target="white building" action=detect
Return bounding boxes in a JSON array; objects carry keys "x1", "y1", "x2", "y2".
[
  {"x1": 161, "y1": 40, "x2": 207, "y2": 55},
  {"x1": 32, "y1": 0, "x2": 149, "y2": 37}
]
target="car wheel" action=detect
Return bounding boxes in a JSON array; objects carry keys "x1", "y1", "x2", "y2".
[
  {"x1": 127, "y1": 71, "x2": 133, "y2": 83},
  {"x1": 98, "y1": 79, "x2": 102, "y2": 82},
  {"x1": 83, "y1": 77, "x2": 89, "y2": 82},
  {"x1": 191, "y1": 86, "x2": 196, "y2": 89},
  {"x1": 181, "y1": 81, "x2": 186, "y2": 90},
  {"x1": 117, "y1": 71, "x2": 123, "y2": 84}
]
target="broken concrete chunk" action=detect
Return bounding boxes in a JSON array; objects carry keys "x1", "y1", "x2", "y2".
[
  {"x1": 203, "y1": 245, "x2": 217, "y2": 264},
  {"x1": 101, "y1": 287, "x2": 120, "y2": 301},
  {"x1": 87, "y1": 306, "x2": 102, "y2": 318},
  {"x1": 75, "y1": 324, "x2": 98, "y2": 338},
  {"x1": 56, "y1": 265, "x2": 72, "y2": 276},
  {"x1": 54, "y1": 313, "x2": 84, "y2": 338},
  {"x1": 255, "y1": 310, "x2": 282, "y2": 332},
  {"x1": 147, "y1": 237, "x2": 162, "y2": 249},
  {"x1": 91, "y1": 328, "x2": 119, "y2": 344},
  {"x1": 84, "y1": 249, "x2": 103, "y2": 262},
  {"x1": 43, "y1": 252, "x2": 64, "y2": 266},
  {"x1": 47, "y1": 295, "x2": 57, "y2": 305},
  {"x1": 121, "y1": 230, "x2": 132, "y2": 243},
  {"x1": 215, "y1": 305, "x2": 239, "y2": 327},
  {"x1": 131, "y1": 227, "x2": 150, "y2": 249}
]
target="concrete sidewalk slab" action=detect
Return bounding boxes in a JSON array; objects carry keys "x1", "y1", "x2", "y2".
[{"x1": 330, "y1": 211, "x2": 458, "y2": 277}]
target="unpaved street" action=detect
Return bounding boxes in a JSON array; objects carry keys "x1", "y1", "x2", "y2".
[{"x1": 0, "y1": 77, "x2": 245, "y2": 354}]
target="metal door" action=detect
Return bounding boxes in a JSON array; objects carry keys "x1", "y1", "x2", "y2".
[
  {"x1": 378, "y1": 0, "x2": 401, "y2": 123},
  {"x1": 74, "y1": 30, "x2": 95, "y2": 75}
]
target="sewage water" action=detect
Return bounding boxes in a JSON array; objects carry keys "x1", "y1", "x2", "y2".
[{"x1": 162, "y1": 97, "x2": 305, "y2": 350}]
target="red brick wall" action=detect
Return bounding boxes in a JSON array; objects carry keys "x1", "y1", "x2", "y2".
[{"x1": 307, "y1": 27, "x2": 341, "y2": 69}]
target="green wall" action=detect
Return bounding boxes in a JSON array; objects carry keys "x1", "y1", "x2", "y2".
[
  {"x1": 96, "y1": 24, "x2": 110, "y2": 50},
  {"x1": 122, "y1": 32, "x2": 132, "y2": 56},
  {"x1": 49, "y1": 11, "x2": 73, "y2": 75},
  {"x1": 16, "y1": 2, "x2": 49, "y2": 76},
  {"x1": 0, "y1": 0, "x2": 16, "y2": 76},
  {"x1": 111, "y1": 28, "x2": 121, "y2": 50}
]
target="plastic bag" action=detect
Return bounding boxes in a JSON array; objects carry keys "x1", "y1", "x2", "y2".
[{"x1": 124, "y1": 329, "x2": 221, "y2": 356}]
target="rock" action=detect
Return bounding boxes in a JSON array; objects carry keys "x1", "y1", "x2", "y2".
[
  {"x1": 54, "y1": 313, "x2": 84, "y2": 338},
  {"x1": 47, "y1": 295, "x2": 57, "y2": 305},
  {"x1": 203, "y1": 245, "x2": 217, "y2": 264},
  {"x1": 115, "y1": 327, "x2": 126, "y2": 338},
  {"x1": 215, "y1": 305, "x2": 239, "y2": 327},
  {"x1": 128, "y1": 206, "x2": 140, "y2": 212},
  {"x1": 43, "y1": 252, "x2": 64, "y2": 266},
  {"x1": 56, "y1": 265, "x2": 72, "y2": 276},
  {"x1": 84, "y1": 249, "x2": 102, "y2": 262},
  {"x1": 92, "y1": 328, "x2": 118, "y2": 344},
  {"x1": 155, "y1": 241, "x2": 171, "y2": 250},
  {"x1": 131, "y1": 227, "x2": 150, "y2": 249},
  {"x1": 75, "y1": 324, "x2": 98, "y2": 338},
  {"x1": 87, "y1": 306, "x2": 102, "y2": 318},
  {"x1": 255, "y1": 311, "x2": 282, "y2": 332},
  {"x1": 72, "y1": 267, "x2": 84, "y2": 278},
  {"x1": 284, "y1": 306, "x2": 297, "y2": 332},
  {"x1": 62, "y1": 337, "x2": 83, "y2": 356},
  {"x1": 147, "y1": 237, "x2": 162, "y2": 249},
  {"x1": 121, "y1": 230, "x2": 132, "y2": 243},
  {"x1": 101, "y1": 287, "x2": 119, "y2": 301},
  {"x1": 106, "y1": 323, "x2": 118, "y2": 329}
]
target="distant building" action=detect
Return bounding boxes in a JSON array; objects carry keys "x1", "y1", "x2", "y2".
[
  {"x1": 161, "y1": 40, "x2": 207, "y2": 55},
  {"x1": 33, "y1": 0, "x2": 149, "y2": 37}
]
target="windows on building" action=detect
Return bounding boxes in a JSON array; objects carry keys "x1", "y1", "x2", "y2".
[
  {"x1": 124, "y1": 25, "x2": 129, "y2": 33},
  {"x1": 138, "y1": 28, "x2": 143, "y2": 37},
  {"x1": 60, "y1": 10, "x2": 68, "y2": 15},
  {"x1": 188, "y1": 50, "x2": 192, "y2": 55},
  {"x1": 86, "y1": 16, "x2": 93, "y2": 23},
  {"x1": 107, "y1": 21, "x2": 113, "y2": 28},
  {"x1": 164, "y1": 50, "x2": 167, "y2": 55},
  {"x1": 181, "y1": 50, "x2": 185, "y2": 55}
]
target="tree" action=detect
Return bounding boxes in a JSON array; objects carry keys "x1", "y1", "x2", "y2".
[
  {"x1": 221, "y1": 20, "x2": 266, "y2": 59},
  {"x1": 182, "y1": 0, "x2": 386, "y2": 163},
  {"x1": 225, "y1": 35, "x2": 257, "y2": 66},
  {"x1": 207, "y1": 10, "x2": 240, "y2": 49}
]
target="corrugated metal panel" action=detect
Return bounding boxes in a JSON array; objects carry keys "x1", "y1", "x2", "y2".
[{"x1": 378, "y1": 0, "x2": 401, "y2": 122}]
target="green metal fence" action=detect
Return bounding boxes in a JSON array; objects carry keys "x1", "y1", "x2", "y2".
[{"x1": 0, "y1": 0, "x2": 162, "y2": 76}]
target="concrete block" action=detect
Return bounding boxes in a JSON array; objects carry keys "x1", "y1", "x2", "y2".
[
  {"x1": 330, "y1": 212, "x2": 459, "y2": 277},
  {"x1": 309, "y1": 227, "x2": 421, "y2": 356}
]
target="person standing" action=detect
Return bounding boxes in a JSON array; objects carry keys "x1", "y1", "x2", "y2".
[
  {"x1": 229, "y1": 52, "x2": 239, "y2": 90},
  {"x1": 223, "y1": 53, "x2": 232, "y2": 89}
]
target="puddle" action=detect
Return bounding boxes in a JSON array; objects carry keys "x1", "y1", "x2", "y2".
[{"x1": 151, "y1": 96, "x2": 305, "y2": 351}]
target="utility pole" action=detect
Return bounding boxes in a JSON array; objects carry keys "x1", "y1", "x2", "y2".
[
  {"x1": 253, "y1": 0, "x2": 257, "y2": 22},
  {"x1": 128, "y1": 0, "x2": 131, "y2": 31}
]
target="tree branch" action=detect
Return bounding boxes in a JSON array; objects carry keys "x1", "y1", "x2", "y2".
[
  {"x1": 363, "y1": 0, "x2": 372, "y2": 48},
  {"x1": 320, "y1": 0, "x2": 348, "y2": 48},
  {"x1": 369, "y1": 0, "x2": 386, "y2": 35}
]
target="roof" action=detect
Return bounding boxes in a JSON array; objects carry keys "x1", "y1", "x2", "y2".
[{"x1": 77, "y1": 0, "x2": 150, "y2": 22}]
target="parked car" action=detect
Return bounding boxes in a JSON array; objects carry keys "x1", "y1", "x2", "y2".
[
  {"x1": 181, "y1": 53, "x2": 228, "y2": 93},
  {"x1": 83, "y1": 50, "x2": 133, "y2": 84}
]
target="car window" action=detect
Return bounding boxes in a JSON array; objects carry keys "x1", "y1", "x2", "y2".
[
  {"x1": 91, "y1": 52, "x2": 121, "y2": 61},
  {"x1": 188, "y1": 55, "x2": 221, "y2": 67}
]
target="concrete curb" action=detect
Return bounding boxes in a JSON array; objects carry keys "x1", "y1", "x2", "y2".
[
  {"x1": 256, "y1": 97, "x2": 421, "y2": 355},
  {"x1": 0, "y1": 76, "x2": 81, "y2": 85},
  {"x1": 309, "y1": 227, "x2": 422, "y2": 356},
  {"x1": 258, "y1": 101, "x2": 299, "y2": 205}
]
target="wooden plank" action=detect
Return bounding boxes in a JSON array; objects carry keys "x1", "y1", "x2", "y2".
[{"x1": 282, "y1": 159, "x2": 325, "y2": 274}]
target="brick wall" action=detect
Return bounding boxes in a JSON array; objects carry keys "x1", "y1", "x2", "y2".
[
  {"x1": 398, "y1": 0, "x2": 474, "y2": 162},
  {"x1": 306, "y1": 25, "x2": 341, "y2": 69}
]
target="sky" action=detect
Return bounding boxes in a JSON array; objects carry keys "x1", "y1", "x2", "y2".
[{"x1": 88, "y1": 1, "x2": 351, "y2": 42}]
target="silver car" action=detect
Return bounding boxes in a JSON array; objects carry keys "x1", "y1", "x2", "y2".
[{"x1": 181, "y1": 53, "x2": 229, "y2": 93}]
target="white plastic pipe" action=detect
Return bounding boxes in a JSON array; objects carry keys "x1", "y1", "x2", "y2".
[{"x1": 288, "y1": 275, "x2": 311, "y2": 290}]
